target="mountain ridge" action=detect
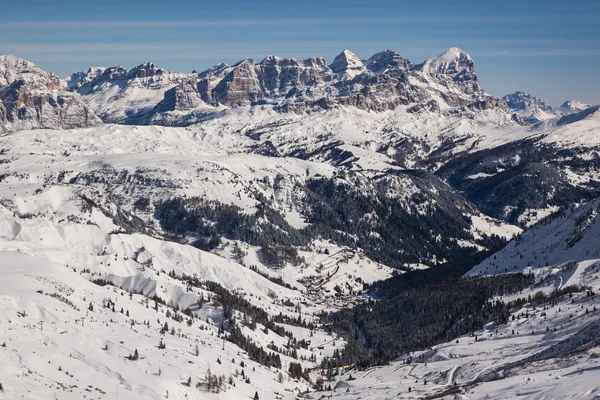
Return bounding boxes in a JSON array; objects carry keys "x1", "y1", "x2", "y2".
[
  {"x1": 61, "y1": 47, "x2": 503, "y2": 125},
  {"x1": 503, "y1": 90, "x2": 595, "y2": 124}
]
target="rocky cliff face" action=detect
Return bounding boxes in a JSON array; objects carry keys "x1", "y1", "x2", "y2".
[
  {"x1": 0, "y1": 55, "x2": 102, "y2": 132},
  {"x1": 6, "y1": 49, "x2": 592, "y2": 133}
]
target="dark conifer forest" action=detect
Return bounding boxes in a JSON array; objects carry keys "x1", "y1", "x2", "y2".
[{"x1": 323, "y1": 273, "x2": 534, "y2": 368}]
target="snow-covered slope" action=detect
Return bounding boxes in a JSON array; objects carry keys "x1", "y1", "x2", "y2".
[
  {"x1": 468, "y1": 197, "x2": 600, "y2": 277},
  {"x1": 66, "y1": 63, "x2": 194, "y2": 124},
  {"x1": 0, "y1": 169, "x2": 345, "y2": 398},
  {"x1": 0, "y1": 121, "x2": 519, "y2": 270},
  {"x1": 437, "y1": 104, "x2": 600, "y2": 223},
  {"x1": 0, "y1": 249, "x2": 318, "y2": 399},
  {"x1": 313, "y1": 196, "x2": 600, "y2": 399}
]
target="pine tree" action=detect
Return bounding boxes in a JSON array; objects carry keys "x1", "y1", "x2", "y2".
[{"x1": 253, "y1": 391, "x2": 259, "y2": 400}]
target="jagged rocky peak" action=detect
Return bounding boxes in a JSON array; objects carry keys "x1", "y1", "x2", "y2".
[
  {"x1": 258, "y1": 55, "x2": 332, "y2": 88},
  {"x1": 0, "y1": 54, "x2": 60, "y2": 88},
  {"x1": 202, "y1": 54, "x2": 334, "y2": 106},
  {"x1": 65, "y1": 66, "x2": 106, "y2": 90},
  {"x1": 502, "y1": 91, "x2": 556, "y2": 124},
  {"x1": 98, "y1": 65, "x2": 129, "y2": 81},
  {"x1": 60, "y1": 46, "x2": 513, "y2": 124},
  {"x1": 71, "y1": 62, "x2": 168, "y2": 89},
  {"x1": 303, "y1": 56, "x2": 329, "y2": 68},
  {"x1": 559, "y1": 100, "x2": 591, "y2": 113},
  {"x1": 329, "y1": 49, "x2": 366, "y2": 78},
  {"x1": 233, "y1": 58, "x2": 256, "y2": 67},
  {"x1": 198, "y1": 62, "x2": 230, "y2": 79},
  {"x1": 258, "y1": 55, "x2": 330, "y2": 72},
  {"x1": 420, "y1": 47, "x2": 476, "y2": 82},
  {"x1": 128, "y1": 61, "x2": 166, "y2": 79},
  {"x1": 365, "y1": 50, "x2": 413, "y2": 74},
  {"x1": 503, "y1": 91, "x2": 554, "y2": 113},
  {"x1": 259, "y1": 54, "x2": 283, "y2": 65},
  {"x1": 259, "y1": 55, "x2": 300, "y2": 69}
]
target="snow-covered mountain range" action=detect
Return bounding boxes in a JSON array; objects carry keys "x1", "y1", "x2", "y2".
[
  {"x1": 62, "y1": 47, "x2": 503, "y2": 126},
  {"x1": 1, "y1": 48, "x2": 599, "y2": 265},
  {"x1": 0, "y1": 48, "x2": 599, "y2": 399}
]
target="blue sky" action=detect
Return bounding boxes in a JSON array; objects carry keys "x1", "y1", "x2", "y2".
[{"x1": 1, "y1": 0, "x2": 599, "y2": 106}]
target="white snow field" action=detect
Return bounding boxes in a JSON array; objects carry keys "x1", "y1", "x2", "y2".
[
  {"x1": 0, "y1": 251, "x2": 315, "y2": 399},
  {"x1": 0, "y1": 104, "x2": 599, "y2": 399},
  {"x1": 0, "y1": 196, "x2": 346, "y2": 399}
]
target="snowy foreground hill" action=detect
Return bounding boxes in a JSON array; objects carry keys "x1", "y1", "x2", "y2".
[
  {"x1": 0, "y1": 180, "x2": 598, "y2": 399},
  {"x1": 0, "y1": 49, "x2": 599, "y2": 399}
]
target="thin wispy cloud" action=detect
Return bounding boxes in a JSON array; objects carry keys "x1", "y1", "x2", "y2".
[
  {"x1": 489, "y1": 49, "x2": 600, "y2": 57},
  {"x1": 3, "y1": 42, "x2": 598, "y2": 59},
  {"x1": 1, "y1": 14, "x2": 598, "y2": 29}
]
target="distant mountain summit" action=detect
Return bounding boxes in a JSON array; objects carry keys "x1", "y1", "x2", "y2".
[
  {"x1": 503, "y1": 91, "x2": 595, "y2": 124},
  {"x1": 65, "y1": 66, "x2": 106, "y2": 91},
  {"x1": 558, "y1": 99, "x2": 591, "y2": 114},
  {"x1": 418, "y1": 47, "x2": 477, "y2": 82},
  {"x1": 502, "y1": 91, "x2": 556, "y2": 123},
  {"x1": 329, "y1": 49, "x2": 366, "y2": 78},
  {"x1": 364, "y1": 50, "x2": 413, "y2": 74}
]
